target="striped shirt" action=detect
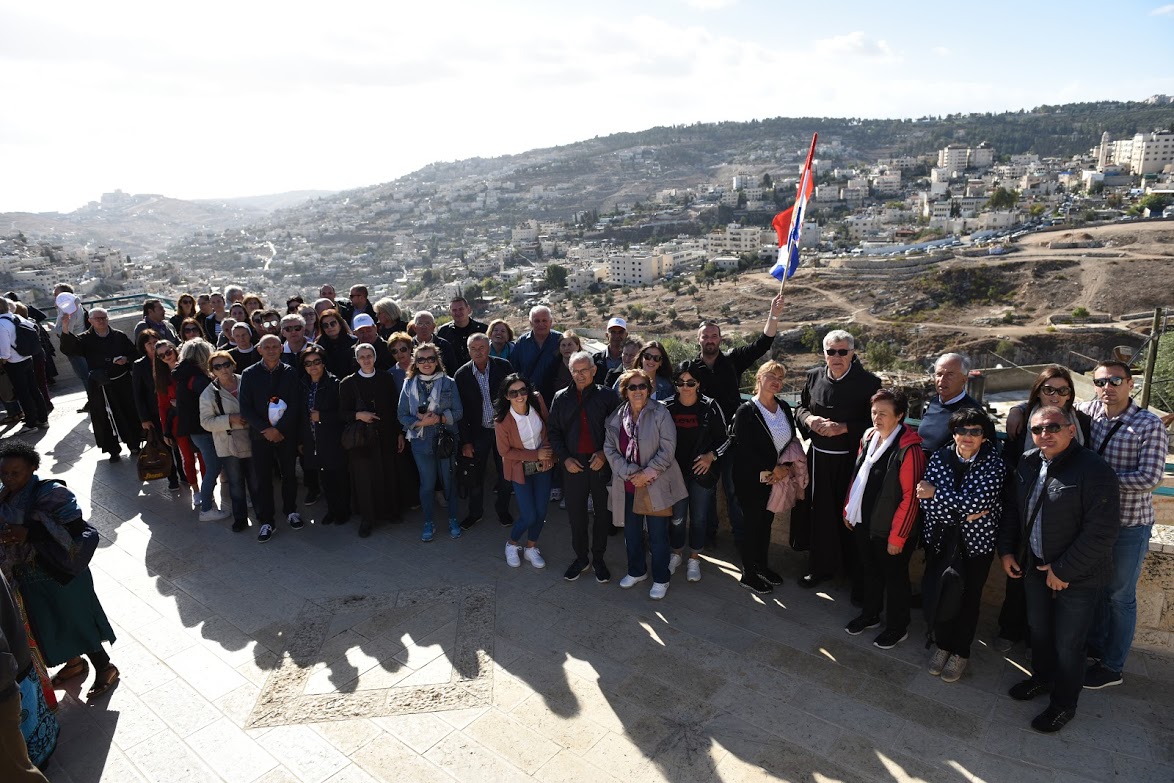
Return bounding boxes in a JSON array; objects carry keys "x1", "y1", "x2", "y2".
[{"x1": 1076, "y1": 399, "x2": 1166, "y2": 528}]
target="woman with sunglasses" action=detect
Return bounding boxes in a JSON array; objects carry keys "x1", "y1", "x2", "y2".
[
  {"x1": 664, "y1": 363, "x2": 729, "y2": 583},
  {"x1": 916, "y1": 407, "x2": 1006, "y2": 683},
  {"x1": 176, "y1": 340, "x2": 229, "y2": 521},
  {"x1": 198, "y1": 352, "x2": 251, "y2": 532},
  {"x1": 298, "y1": 304, "x2": 319, "y2": 343},
  {"x1": 604, "y1": 368, "x2": 688, "y2": 600},
  {"x1": 494, "y1": 373, "x2": 554, "y2": 568},
  {"x1": 132, "y1": 329, "x2": 181, "y2": 491},
  {"x1": 397, "y1": 343, "x2": 463, "y2": 542},
  {"x1": 636, "y1": 342, "x2": 675, "y2": 401},
  {"x1": 317, "y1": 308, "x2": 358, "y2": 380},
  {"x1": 341, "y1": 343, "x2": 403, "y2": 537},
  {"x1": 299, "y1": 345, "x2": 350, "y2": 527},
  {"x1": 169, "y1": 294, "x2": 197, "y2": 336},
  {"x1": 178, "y1": 317, "x2": 205, "y2": 343},
  {"x1": 154, "y1": 340, "x2": 204, "y2": 492}
]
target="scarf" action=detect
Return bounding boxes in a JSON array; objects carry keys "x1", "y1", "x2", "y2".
[
  {"x1": 405, "y1": 375, "x2": 443, "y2": 440},
  {"x1": 621, "y1": 402, "x2": 645, "y2": 464},
  {"x1": 845, "y1": 425, "x2": 902, "y2": 528}
]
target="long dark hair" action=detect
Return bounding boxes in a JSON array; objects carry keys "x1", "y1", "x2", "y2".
[
  {"x1": 494, "y1": 373, "x2": 543, "y2": 423},
  {"x1": 153, "y1": 339, "x2": 178, "y2": 392},
  {"x1": 638, "y1": 341, "x2": 671, "y2": 382},
  {"x1": 1027, "y1": 365, "x2": 1076, "y2": 412}
]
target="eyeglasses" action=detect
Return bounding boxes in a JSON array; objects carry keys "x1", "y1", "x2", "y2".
[
  {"x1": 674, "y1": 379, "x2": 699, "y2": 388},
  {"x1": 506, "y1": 387, "x2": 528, "y2": 398},
  {"x1": 643, "y1": 354, "x2": 663, "y2": 363},
  {"x1": 416, "y1": 356, "x2": 437, "y2": 364},
  {"x1": 1040, "y1": 384, "x2": 1072, "y2": 397},
  {"x1": 283, "y1": 325, "x2": 303, "y2": 332},
  {"x1": 826, "y1": 348, "x2": 851, "y2": 356},
  {"x1": 211, "y1": 362, "x2": 233, "y2": 371},
  {"x1": 952, "y1": 426, "x2": 984, "y2": 438},
  {"x1": 627, "y1": 383, "x2": 650, "y2": 392},
  {"x1": 302, "y1": 358, "x2": 324, "y2": 367},
  {"x1": 1030, "y1": 423, "x2": 1065, "y2": 435},
  {"x1": 1093, "y1": 376, "x2": 1126, "y2": 388},
  {"x1": 322, "y1": 320, "x2": 339, "y2": 329},
  {"x1": 570, "y1": 367, "x2": 593, "y2": 376}
]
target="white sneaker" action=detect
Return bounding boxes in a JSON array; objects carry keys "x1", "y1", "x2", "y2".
[
  {"x1": 619, "y1": 573, "x2": 648, "y2": 589},
  {"x1": 523, "y1": 547, "x2": 546, "y2": 569},
  {"x1": 435, "y1": 491, "x2": 447, "y2": 508},
  {"x1": 668, "y1": 553, "x2": 683, "y2": 574},
  {"x1": 686, "y1": 558, "x2": 702, "y2": 582},
  {"x1": 505, "y1": 542, "x2": 521, "y2": 568},
  {"x1": 550, "y1": 488, "x2": 563, "y2": 502},
  {"x1": 649, "y1": 582, "x2": 669, "y2": 600},
  {"x1": 198, "y1": 507, "x2": 231, "y2": 522}
]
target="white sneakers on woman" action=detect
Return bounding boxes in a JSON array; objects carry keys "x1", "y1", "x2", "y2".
[
  {"x1": 686, "y1": 558, "x2": 702, "y2": 582},
  {"x1": 505, "y1": 542, "x2": 521, "y2": 567},
  {"x1": 523, "y1": 547, "x2": 546, "y2": 569},
  {"x1": 505, "y1": 543, "x2": 545, "y2": 569}
]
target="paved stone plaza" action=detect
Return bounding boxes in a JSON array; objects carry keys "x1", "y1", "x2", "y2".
[{"x1": 14, "y1": 390, "x2": 1174, "y2": 782}]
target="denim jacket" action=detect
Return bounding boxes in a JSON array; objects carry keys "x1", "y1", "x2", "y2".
[{"x1": 397, "y1": 374, "x2": 463, "y2": 452}]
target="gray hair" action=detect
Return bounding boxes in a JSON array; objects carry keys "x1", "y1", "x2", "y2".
[
  {"x1": 353, "y1": 342, "x2": 376, "y2": 359},
  {"x1": 280, "y1": 313, "x2": 306, "y2": 329},
  {"x1": 529, "y1": 305, "x2": 552, "y2": 321},
  {"x1": 178, "y1": 337, "x2": 212, "y2": 370},
  {"x1": 375, "y1": 298, "x2": 402, "y2": 321},
  {"x1": 935, "y1": 352, "x2": 971, "y2": 374},
  {"x1": 467, "y1": 332, "x2": 490, "y2": 348},
  {"x1": 89, "y1": 307, "x2": 109, "y2": 319},
  {"x1": 258, "y1": 334, "x2": 281, "y2": 348},
  {"x1": 224, "y1": 285, "x2": 244, "y2": 301},
  {"x1": 568, "y1": 349, "x2": 593, "y2": 368},
  {"x1": 823, "y1": 329, "x2": 855, "y2": 350},
  {"x1": 413, "y1": 310, "x2": 434, "y2": 325}
]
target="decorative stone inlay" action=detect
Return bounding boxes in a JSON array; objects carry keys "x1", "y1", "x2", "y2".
[{"x1": 246, "y1": 585, "x2": 495, "y2": 728}]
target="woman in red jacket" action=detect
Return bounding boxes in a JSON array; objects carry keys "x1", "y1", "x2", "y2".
[
  {"x1": 154, "y1": 340, "x2": 204, "y2": 493},
  {"x1": 842, "y1": 388, "x2": 926, "y2": 650}
]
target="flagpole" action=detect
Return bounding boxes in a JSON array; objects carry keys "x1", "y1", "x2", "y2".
[{"x1": 775, "y1": 132, "x2": 818, "y2": 297}]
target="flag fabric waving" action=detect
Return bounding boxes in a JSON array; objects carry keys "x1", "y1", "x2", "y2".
[{"x1": 770, "y1": 133, "x2": 818, "y2": 282}]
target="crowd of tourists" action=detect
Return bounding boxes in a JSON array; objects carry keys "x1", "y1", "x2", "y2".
[{"x1": 0, "y1": 279, "x2": 1168, "y2": 779}]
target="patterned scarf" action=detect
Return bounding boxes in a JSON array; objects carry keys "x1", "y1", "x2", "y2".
[{"x1": 621, "y1": 402, "x2": 644, "y2": 464}]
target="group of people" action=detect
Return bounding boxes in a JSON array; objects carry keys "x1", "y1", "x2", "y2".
[{"x1": 0, "y1": 277, "x2": 1165, "y2": 776}]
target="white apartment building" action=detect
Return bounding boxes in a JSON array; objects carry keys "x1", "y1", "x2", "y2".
[
  {"x1": 568, "y1": 265, "x2": 608, "y2": 293},
  {"x1": 1129, "y1": 131, "x2": 1174, "y2": 175},
  {"x1": 872, "y1": 172, "x2": 902, "y2": 195},
  {"x1": 704, "y1": 224, "x2": 775, "y2": 257},
  {"x1": 938, "y1": 144, "x2": 969, "y2": 174},
  {"x1": 606, "y1": 253, "x2": 674, "y2": 287}
]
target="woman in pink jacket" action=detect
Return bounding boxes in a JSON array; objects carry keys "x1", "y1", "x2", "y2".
[{"x1": 494, "y1": 373, "x2": 555, "y2": 569}]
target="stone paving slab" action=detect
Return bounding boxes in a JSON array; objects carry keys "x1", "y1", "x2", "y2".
[{"x1": 8, "y1": 391, "x2": 1174, "y2": 783}]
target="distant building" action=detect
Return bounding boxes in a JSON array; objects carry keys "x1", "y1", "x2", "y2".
[
  {"x1": 606, "y1": 253, "x2": 675, "y2": 287},
  {"x1": 1129, "y1": 130, "x2": 1174, "y2": 175}
]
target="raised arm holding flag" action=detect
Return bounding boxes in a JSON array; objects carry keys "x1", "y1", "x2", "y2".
[{"x1": 771, "y1": 133, "x2": 818, "y2": 292}]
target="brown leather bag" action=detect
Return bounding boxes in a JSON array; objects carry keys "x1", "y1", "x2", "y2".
[
  {"x1": 633, "y1": 485, "x2": 672, "y2": 517},
  {"x1": 137, "y1": 430, "x2": 173, "y2": 481}
]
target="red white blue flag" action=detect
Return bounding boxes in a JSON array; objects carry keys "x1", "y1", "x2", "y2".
[{"x1": 770, "y1": 133, "x2": 818, "y2": 281}]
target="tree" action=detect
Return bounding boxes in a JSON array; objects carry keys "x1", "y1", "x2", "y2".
[
  {"x1": 987, "y1": 187, "x2": 1020, "y2": 210},
  {"x1": 866, "y1": 341, "x2": 897, "y2": 371},
  {"x1": 760, "y1": 173, "x2": 773, "y2": 189},
  {"x1": 543, "y1": 264, "x2": 568, "y2": 290}
]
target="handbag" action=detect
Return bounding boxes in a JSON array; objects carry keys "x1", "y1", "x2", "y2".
[
  {"x1": 25, "y1": 480, "x2": 100, "y2": 586},
  {"x1": 137, "y1": 430, "x2": 173, "y2": 481},
  {"x1": 633, "y1": 485, "x2": 672, "y2": 517},
  {"x1": 342, "y1": 382, "x2": 378, "y2": 451},
  {"x1": 435, "y1": 427, "x2": 456, "y2": 459}
]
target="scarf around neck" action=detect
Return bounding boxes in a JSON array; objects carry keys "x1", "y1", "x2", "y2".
[
  {"x1": 845, "y1": 425, "x2": 902, "y2": 528},
  {"x1": 621, "y1": 402, "x2": 646, "y2": 464}
]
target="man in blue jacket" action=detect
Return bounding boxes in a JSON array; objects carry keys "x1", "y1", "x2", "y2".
[{"x1": 240, "y1": 335, "x2": 304, "y2": 542}]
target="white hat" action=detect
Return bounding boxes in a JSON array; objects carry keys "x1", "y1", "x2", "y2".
[
  {"x1": 352, "y1": 313, "x2": 376, "y2": 330},
  {"x1": 55, "y1": 292, "x2": 79, "y2": 314},
  {"x1": 606, "y1": 317, "x2": 627, "y2": 331}
]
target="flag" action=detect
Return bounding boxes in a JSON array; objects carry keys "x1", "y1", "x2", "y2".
[{"x1": 770, "y1": 133, "x2": 818, "y2": 281}]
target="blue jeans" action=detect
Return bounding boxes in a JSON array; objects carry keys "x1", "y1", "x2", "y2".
[
  {"x1": 1025, "y1": 563, "x2": 1100, "y2": 711},
  {"x1": 67, "y1": 353, "x2": 90, "y2": 387},
  {"x1": 671, "y1": 477, "x2": 715, "y2": 553},
  {"x1": 411, "y1": 440, "x2": 455, "y2": 526},
  {"x1": 189, "y1": 433, "x2": 226, "y2": 513},
  {"x1": 510, "y1": 469, "x2": 553, "y2": 544},
  {"x1": 707, "y1": 457, "x2": 745, "y2": 544},
  {"x1": 624, "y1": 493, "x2": 671, "y2": 584},
  {"x1": 1088, "y1": 524, "x2": 1151, "y2": 673}
]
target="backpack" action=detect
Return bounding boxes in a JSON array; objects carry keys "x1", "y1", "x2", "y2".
[{"x1": 2, "y1": 314, "x2": 44, "y2": 358}]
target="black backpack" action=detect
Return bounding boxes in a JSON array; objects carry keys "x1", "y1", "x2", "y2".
[{"x1": 2, "y1": 314, "x2": 44, "y2": 358}]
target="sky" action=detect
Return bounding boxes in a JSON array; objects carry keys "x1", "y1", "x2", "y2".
[{"x1": 2, "y1": 0, "x2": 1172, "y2": 213}]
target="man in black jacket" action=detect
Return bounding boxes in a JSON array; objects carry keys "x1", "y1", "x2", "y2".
[
  {"x1": 437, "y1": 296, "x2": 487, "y2": 371},
  {"x1": 240, "y1": 335, "x2": 304, "y2": 542},
  {"x1": 548, "y1": 351, "x2": 620, "y2": 583},
  {"x1": 685, "y1": 293, "x2": 785, "y2": 547},
  {"x1": 999, "y1": 406, "x2": 1120, "y2": 734},
  {"x1": 454, "y1": 334, "x2": 512, "y2": 529}
]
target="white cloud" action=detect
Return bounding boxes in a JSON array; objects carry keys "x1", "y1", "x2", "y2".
[
  {"x1": 813, "y1": 31, "x2": 900, "y2": 62},
  {"x1": 1151, "y1": 4, "x2": 1174, "y2": 15}
]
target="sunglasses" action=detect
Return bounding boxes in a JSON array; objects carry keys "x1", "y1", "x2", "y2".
[
  {"x1": 826, "y1": 348, "x2": 851, "y2": 356},
  {"x1": 1040, "y1": 384, "x2": 1072, "y2": 397},
  {"x1": 211, "y1": 362, "x2": 233, "y2": 371},
  {"x1": 159, "y1": 349, "x2": 176, "y2": 358},
  {"x1": 302, "y1": 358, "x2": 324, "y2": 367},
  {"x1": 416, "y1": 356, "x2": 437, "y2": 363},
  {"x1": 627, "y1": 383, "x2": 650, "y2": 392},
  {"x1": 183, "y1": 326, "x2": 201, "y2": 333},
  {"x1": 952, "y1": 426, "x2": 984, "y2": 438},
  {"x1": 283, "y1": 325, "x2": 303, "y2": 332},
  {"x1": 322, "y1": 320, "x2": 339, "y2": 328},
  {"x1": 506, "y1": 387, "x2": 528, "y2": 398},
  {"x1": 1030, "y1": 423, "x2": 1065, "y2": 435},
  {"x1": 1093, "y1": 376, "x2": 1126, "y2": 388},
  {"x1": 674, "y1": 379, "x2": 699, "y2": 388},
  {"x1": 393, "y1": 346, "x2": 411, "y2": 354},
  {"x1": 643, "y1": 354, "x2": 663, "y2": 362},
  {"x1": 263, "y1": 321, "x2": 279, "y2": 329}
]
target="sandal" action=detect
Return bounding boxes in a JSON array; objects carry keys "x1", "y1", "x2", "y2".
[
  {"x1": 86, "y1": 664, "x2": 120, "y2": 699},
  {"x1": 51, "y1": 658, "x2": 89, "y2": 686}
]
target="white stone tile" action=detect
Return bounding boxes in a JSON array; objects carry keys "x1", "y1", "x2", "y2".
[
  {"x1": 371, "y1": 713, "x2": 453, "y2": 754},
  {"x1": 165, "y1": 643, "x2": 250, "y2": 701},
  {"x1": 423, "y1": 731, "x2": 531, "y2": 783},
  {"x1": 139, "y1": 677, "x2": 222, "y2": 738},
  {"x1": 350, "y1": 733, "x2": 453, "y2": 783},
  {"x1": 306, "y1": 719, "x2": 384, "y2": 756},
  {"x1": 186, "y1": 716, "x2": 280, "y2": 783},
  {"x1": 124, "y1": 728, "x2": 219, "y2": 783},
  {"x1": 465, "y1": 708, "x2": 561, "y2": 774},
  {"x1": 255, "y1": 724, "x2": 351, "y2": 783},
  {"x1": 130, "y1": 615, "x2": 201, "y2": 660}
]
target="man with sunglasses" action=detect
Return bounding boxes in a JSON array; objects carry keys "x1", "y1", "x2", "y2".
[
  {"x1": 795, "y1": 329, "x2": 882, "y2": 591},
  {"x1": 917, "y1": 352, "x2": 986, "y2": 453},
  {"x1": 684, "y1": 293, "x2": 786, "y2": 548},
  {"x1": 278, "y1": 314, "x2": 310, "y2": 366},
  {"x1": 999, "y1": 406, "x2": 1120, "y2": 733},
  {"x1": 454, "y1": 333, "x2": 513, "y2": 529},
  {"x1": 1074, "y1": 361, "x2": 1166, "y2": 691}
]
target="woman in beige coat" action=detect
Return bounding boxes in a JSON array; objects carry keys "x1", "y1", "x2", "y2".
[
  {"x1": 197, "y1": 351, "x2": 252, "y2": 532},
  {"x1": 604, "y1": 368, "x2": 688, "y2": 600}
]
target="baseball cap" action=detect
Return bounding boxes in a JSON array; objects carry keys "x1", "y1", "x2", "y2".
[
  {"x1": 606, "y1": 317, "x2": 627, "y2": 331},
  {"x1": 352, "y1": 313, "x2": 376, "y2": 330}
]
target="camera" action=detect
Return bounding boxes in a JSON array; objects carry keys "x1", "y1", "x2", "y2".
[{"x1": 418, "y1": 404, "x2": 429, "y2": 415}]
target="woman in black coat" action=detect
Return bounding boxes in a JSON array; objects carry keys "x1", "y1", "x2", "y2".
[
  {"x1": 131, "y1": 329, "x2": 180, "y2": 490},
  {"x1": 317, "y1": 308, "x2": 358, "y2": 380},
  {"x1": 299, "y1": 345, "x2": 350, "y2": 525},
  {"x1": 339, "y1": 342, "x2": 403, "y2": 538},
  {"x1": 730, "y1": 360, "x2": 802, "y2": 596}
]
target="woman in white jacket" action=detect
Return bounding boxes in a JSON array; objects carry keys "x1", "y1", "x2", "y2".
[{"x1": 197, "y1": 351, "x2": 252, "y2": 533}]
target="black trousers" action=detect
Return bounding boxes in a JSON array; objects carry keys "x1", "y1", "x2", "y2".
[
  {"x1": 739, "y1": 487, "x2": 774, "y2": 575},
  {"x1": 998, "y1": 574, "x2": 1029, "y2": 642},
  {"x1": 467, "y1": 427, "x2": 511, "y2": 520},
  {"x1": 321, "y1": 467, "x2": 351, "y2": 520},
  {"x1": 855, "y1": 525, "x2": 913, "y2": 632},
  {"x1": 6, "y1": 359, "x2": 47, "y2": 424},
  {"x1": 1024, "y1": 560, "x2": 1099, "y2": 711},
  {"x1": 808, "y1": 450, "x2": 858, "y2": 579},
  {"x1": 563, "y1": 454, "x2": 611, "y2": 563},
  {"x1": 933, "y1": 551, "x2": 994, "y2": 658},
  {"x1": 250, "y1": 437, "x2": 298, "y2": 524}
]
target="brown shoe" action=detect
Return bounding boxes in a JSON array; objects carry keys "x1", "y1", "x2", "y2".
[{"x1": 86, "y1": 664, "x2": 120, "y2": 699}]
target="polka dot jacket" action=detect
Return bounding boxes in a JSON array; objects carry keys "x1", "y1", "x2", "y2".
[{"x1": 920, "y1": 440, "x2": 1007, "y2": 557}]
